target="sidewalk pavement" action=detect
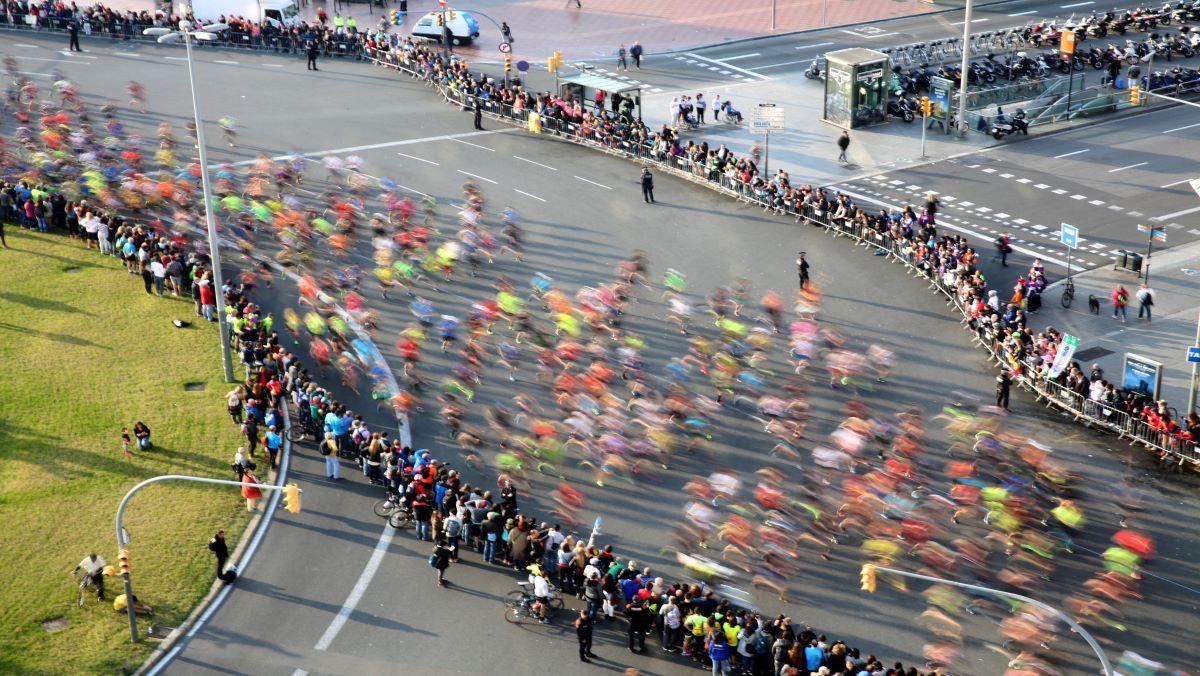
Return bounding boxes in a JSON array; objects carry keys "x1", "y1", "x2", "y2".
[
  {"x1": 637, "y1": 71, "x2": 992, "y2": 187},
  {"x1": 295, "y1": 0, "x2": 952, "y2": 60},
  {"x1": 1039, "y1": 240, "x2": 1200, "y2": 414}
]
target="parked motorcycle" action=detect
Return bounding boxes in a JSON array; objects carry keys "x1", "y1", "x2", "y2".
[{"x1": 991, "y1": 108, "x2": 1029, "y2": 139}]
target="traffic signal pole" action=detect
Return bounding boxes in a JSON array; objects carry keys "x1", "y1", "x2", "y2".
[
  {"x1": 115, "y1": 475, "x2": 301, "y2": 642},
  {"x1": 861, "y1": 564, "x2": 1114, "y2": 676}
]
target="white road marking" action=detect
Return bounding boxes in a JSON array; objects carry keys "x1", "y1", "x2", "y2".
[
  {"x1": 684, "y1": 52, "x2": 770, "y2": 80},
  {"x1": 13, "y1": 43, "x2": 39, "y2": 48},
  {"x1": 1070, "y1": 194, "x2": 1087, "y2": 200},
  {"x1": 1108, "y1": 204, "x2": 1123, "y2": 210},
  {"x1": 1031, "y1": 224, "x2": 1047, "y2": 230},
  {"x1": 839, "y1": 30, "x2": 899, "y2": 39},
  {"x1": 457, "y1": 169, "x2": 498, "y2": 184},
  {"x1": 1108, "y1": 162, "x2": 1148, "y2": 173},
  {"x1": 1034, "y1": 183, "x2": 1050, "y2": 189},
  {"x1": 1009, "y1": 9, "x2": 1039, "y2": 15},
  {"x1": 1061, "y1": 1, "x2": 1094, "y2": 7},
  {"x1": 452, "y1": 137, "x2": 496, "y2": 151},
  {"x1": 397, "y1": 152, "x2": 439, "y2": 165},
  {"x1": 313, "y1": 524, "x2": 396, "y2": 651},
  {"x1": 1161, "y1": 177, "x2": 1196, "y2": 188},
  {"x1": 1162, "y1": 121, "x2": 1200, "y2": 134},
  {"x1": 514, "y1": 188, "x2": 547, "y2": 202},
  {"x1": 1052, "y1": 189, "x2": 1068, "y2": 194},
  {"x1": 13, "y1": 55, "x2": 90, "y2": 63},
  {"x1": 226, "y1": 130, "x2": 508, "y2": 167},
  {"x1": 60, "y1": 51, "x2": 97, "y2": 58},
  {"x1": 165, "y1": 56, "x2": 189, "y2": 61},
  {"x1": 795, "y1": 42, "x2": 834, "y2": 50},
  {"x1": 1053, "y1": 149, "x2": 1089, "y2": 158},
  {"x1": 999, "y1": 173, "x2": 1013, "y2": 178},
  {"x1": 1089, "y1": 199, "x2": 1106, "y2": 205},
  {"x1": 574, "y1": 175, "x2": 613, "y2": 190},
  {"x1": 291, "y1": 670, "x2": 308, "y2": 676},
  {"x1": 981, "y1": 167, "x2": 997, "y2": 173},
  {"x1": 1016, "y1": 178, "x2": 1032, "y2": 183},
  {"x1": 1189, "y1": 229, "x2": 1200, "y2": 235},
  {"x1": 1151, "y1": 205, "x2": 1200, "y2": 220},
  {"x1": 717, "y1": 53, "x2": 761, "y2": 61},
  {"x1": 1012, "y1": 218, "x2": 1028, "y2": 224},
  {"x1": 213, "y1": 60, "x2": 239, "y2": 65},
  {"x1": 263, "y1": 63, "x2": 284, "y2": 68},
  {"x1": 513, "y1": 155, "x2": 557, "y2": 170},
  {"x1": 952, "y1": 17, "x2": 989, "y2": 24}
]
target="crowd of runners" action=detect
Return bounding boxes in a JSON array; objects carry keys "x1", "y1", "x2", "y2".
[{"x1": 0, "y1": 48, "x2": 1186, "y2": 676}]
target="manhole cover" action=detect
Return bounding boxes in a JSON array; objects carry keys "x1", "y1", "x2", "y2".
[
  {"x1": 63, "y1": 267, "x2": 82, "y2": 274},
  {"x1": 41, "y1": 617, "x2": 69, "y2": 633},
  {"x1": 183, "y1": 382, "x2": 207, "y2": 391},
  {"x1": 1074, "y1": 347, "x2": 1115, "y2": 362}
]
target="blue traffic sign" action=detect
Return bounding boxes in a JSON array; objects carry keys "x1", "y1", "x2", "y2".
[
  {"x1": 1187, "y1": 346, "x2": 1200, "y2": 363},
  {"x1": 1060, "y1": 223, "x2": 1079, "y2": 249}
]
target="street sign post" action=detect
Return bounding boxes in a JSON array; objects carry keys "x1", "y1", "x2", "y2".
[
  {"x1": 751, "y1": 103, "x2": 785, "y2": 174},
  {"x1": 1060, "y1": 222, "x2": 1078, "y2": 286},
  {"x1": 1189, "y1": 317, "x2": 1200, "y2": 415},
  {"x1": 1187, "y1": 346, "x2": 1200, "y2": 363},
  {"x1": 1136, "y1": 223, "x2": 1167, "y2": 285}
]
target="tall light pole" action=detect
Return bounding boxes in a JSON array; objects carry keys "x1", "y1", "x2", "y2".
[
  {"x1": 956, "y1": 0, "x2": 973, "y2": 135},
  {"x1": 145, "y1": 22, "x2": 236, "y2": 383}
]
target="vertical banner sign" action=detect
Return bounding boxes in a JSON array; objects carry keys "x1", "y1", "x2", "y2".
[
  {"x1": 1046, "y1": 334, "x2": 1080, "y2": 379},
  {"x1": 1122, "y1": 353, "x2": 1164, "y2": 399}
]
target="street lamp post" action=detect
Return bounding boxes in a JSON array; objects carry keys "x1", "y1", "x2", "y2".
[
  {"x1": 957, "y1": 0, "x2": 973, "y2": 135},
  {"x1": 144, "y1": 22, "x2": 236, "y2": 383}
]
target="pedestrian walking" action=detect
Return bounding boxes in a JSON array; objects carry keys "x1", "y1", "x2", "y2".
[
  {"x1": 995, "y1": 369, "x2": 1012, "y2": 411},
  {"x1": 695, "y1": 93, "x2": 706, "y2": 124},
  {"x1": 68, "y1": 19, "x2": 82, "y2": 52},
  {"x1": 1112, "y1": 284, "x2": 1129, "y2": 323},
  {"x1": 306, "y1": 40, "x2": 319, "y2": 70},
  {"x1": 837, "y1": 131, "x2": 851, "y2": 163},
  {"x1": 617, "y1": 43, "x2": 628, "y2": 70},
  {"x1": 501, "y1": 21, "x2": 513, "y2": 44},
  {"x1": 576, "y1": 610, "x2": 596, "y2": 662},
  {"x1": 996, "y1": 232, "x2": 1012, "y2": 267},
  {"x1": 208, "y1": 530, "x2": 230, "y2": 581},
  {"x1": 1136, "y1": 283, "x2": 1154, "y2": 323},
  {"x1": 432, "y1": 537, "x2": 453, "y2": 586},
  {"x1": 473, "y1": 99, "x2": 484, "y2": 130},
  {"x1": 640, "y1": 167, "x2": 655, "y2": 203},
  {"x1": 630, "y1": 41, "x2": 643, "y2": 68}
]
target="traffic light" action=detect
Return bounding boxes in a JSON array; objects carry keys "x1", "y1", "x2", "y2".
[
  {"x1": 117, "y1": 549, "x2": 131, "y2": 577},
  {"x1": 548, "y1": 50, "x2": 564, "y2": 73},
  {"x1": 859, "y1": 563, "x2": 877, "y2": 593},
  {"x1": 504, "y1": 55, "x2": 512, "y2": 73},
  {"x1": 1129, "y1": 84, "x2": 1141, "y2": 105},
  {"x1": 919, "y1": 96, "x2": 932, "y2": 117},
  {"x1": 282, "y1": 483, "x2": 302, "y2": 514},
  {"x1": 389, "y1": 8, "x2": 398, "y2": 25}
]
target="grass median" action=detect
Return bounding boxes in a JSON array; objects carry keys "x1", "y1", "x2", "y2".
[{"x1": 0, "y1": 229, "x2": 249, "y2": 675}]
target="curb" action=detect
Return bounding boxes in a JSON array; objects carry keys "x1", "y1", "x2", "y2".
[{"x1": 133, "y1": 404, "x2": 293, "y2": 676}]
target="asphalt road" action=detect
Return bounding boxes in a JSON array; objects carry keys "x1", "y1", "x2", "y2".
[
  {"x1": 7, "y1": 29, "x2": 1199, "y2": 676},
  {"x1": 829, "y1": 103, "x2": 1200, "y2": 298}
]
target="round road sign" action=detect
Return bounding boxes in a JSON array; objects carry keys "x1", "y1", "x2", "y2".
[
  {"x1": 498, "y1": 42, "x2": 512, "y2": 53},
  {"x1": 516, "y1": 59, "x2": 529, "y2": 72}
]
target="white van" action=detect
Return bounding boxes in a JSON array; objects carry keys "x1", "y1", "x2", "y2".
[{"x1": 410, "y1": 9, "x2": 480, "y2": 46}]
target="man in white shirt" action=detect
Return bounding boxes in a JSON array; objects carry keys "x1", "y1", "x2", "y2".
[
  {"x1": 150, "y1": 257, "x2": 167, "y2": 296},
  {"x1": 73, "y1": 553, "x2": 107, "y2": 600}
]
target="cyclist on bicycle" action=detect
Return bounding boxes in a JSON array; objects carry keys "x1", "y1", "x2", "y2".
[
  {"x1": 73, "y1": 553, "x2": 107, "y2": 601},
  {"x1": 528, "y1": 564, "x2": 552, "y2": 624}
]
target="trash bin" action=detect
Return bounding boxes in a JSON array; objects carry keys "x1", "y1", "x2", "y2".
[
  {"x1": 1126, "y1": 251, "x2": 1143, "y2": 274},
  {"x1": 1115, "y1": 249, "x2": 1128, "y2": 270}
]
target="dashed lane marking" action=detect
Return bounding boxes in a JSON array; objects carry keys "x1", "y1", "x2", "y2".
[
  {"x1": 574, "y1": 175, "x2": 613, "y2": 190},
  {"x1": 397, "y1": 152, "x2": 439, "y2": 165},
  {"x1": 456, "y1": 170, "x2": 498, "y2": 184},
  {"x1": 513, "y1": 155, "x2": 557, "y2": 171},
  {"x1": 1054, "y1": 149, "x2": 1089, "y2": 159},
  {"x1": 514, "y1": 188, "x2": 546, "y2": 202},
  {"x1": 1108, "y1": 162, "x2": 1148, "y2": 173},
  {"x1": 452, "y1": 137, "x2": 495, "y2": 151}
]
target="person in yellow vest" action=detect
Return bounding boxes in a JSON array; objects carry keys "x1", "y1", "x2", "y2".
[
  {"x1": 333, "y1": 12, "x2": 345, "y2": 34},
  {"x1": 346, "y1": 16, "x2": 357, "y2": 34}
]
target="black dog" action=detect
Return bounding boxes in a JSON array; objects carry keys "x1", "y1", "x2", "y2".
[{"x1": 1088, "y1": 294, "x2": 1100, "y2": 314}]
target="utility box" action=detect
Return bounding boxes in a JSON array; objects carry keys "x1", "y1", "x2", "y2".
[{"x1": 823, "y1": 48, "x2": 889, "y2": 130}]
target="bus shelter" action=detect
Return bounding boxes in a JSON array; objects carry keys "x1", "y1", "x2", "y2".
[
  {"x1": 823, "y1": 48, "x2": 889, "y2": 129},
  {"x1": 559, "y1": 71, "x2": 643, "y2": 121}
]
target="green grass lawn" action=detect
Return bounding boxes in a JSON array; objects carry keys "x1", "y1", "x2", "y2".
[{"x1": 0, "y1": 230, "x2": 250, "y2": 675}]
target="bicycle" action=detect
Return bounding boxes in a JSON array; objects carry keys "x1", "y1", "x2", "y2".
[
  {"x1": 504, "y1": 588, "x2": 561, "y2": 624},
  {"x1": 373, "y1": 490, "x2": 403, "y2": 518},
  {"x1": 1060, "y1": 276, "x2": 1075, "y2": 308},
  {"x1": 73, "y1": 570, "x2": 99, "y2": 607}
]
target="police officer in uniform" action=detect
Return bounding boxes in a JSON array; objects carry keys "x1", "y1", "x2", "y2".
[
  {"x1": 575, "y1": 610, "x2": 595, "y2": 662},
  {"x1": 68, "y1": 19, "x2": 82, "y2": 52},
  {"x1": 306, "y1": 40, "x2": 319, "y2": 71},
  {"x1": 797, "y1": 251, "x2": 810, "y2": 288},
  {"x1": 640, "y1": 167, "x2": 654, "y2": 203}
]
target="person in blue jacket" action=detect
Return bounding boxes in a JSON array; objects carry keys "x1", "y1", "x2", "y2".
[{"x1": 708, "y1": 632, "x2": 732, "y2": 675}]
